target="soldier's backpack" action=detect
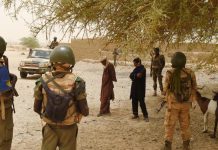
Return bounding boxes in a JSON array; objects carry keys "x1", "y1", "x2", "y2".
[
  {"x1": 170, "y1": 69, "x2": 192, "y2": 102},
  {"x1": 40, "y1": 74, "x2": 75, "y2": 123},
  {"x1": 0, "y1": 60, "x2": 12, "y2": 94}
]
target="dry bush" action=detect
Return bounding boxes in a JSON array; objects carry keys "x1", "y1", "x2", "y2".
[
  {"x1": 3, "y1": 0, "x2": 218, "y2": 52},
  {"x1": 195, "y1": 49, "x2": 218, "y2": 73}
]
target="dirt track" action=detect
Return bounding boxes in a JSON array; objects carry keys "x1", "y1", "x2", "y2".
[{"x1": 5, "y1": 50, "x2": 218, "y2": 150}]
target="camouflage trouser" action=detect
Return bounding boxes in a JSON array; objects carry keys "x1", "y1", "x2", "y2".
[
  {"x1": 41, "y1": 123, "x2": 78, "y2": 150},
  {"x1": 0, "y1": 107, "x2": 13, "y2": 150},
  {"x1": 164, "y1": 102, "x2": 191, "y2": 142},
  {"x1": 152, "y1": 68, "x2": 163, "y2": 91}
]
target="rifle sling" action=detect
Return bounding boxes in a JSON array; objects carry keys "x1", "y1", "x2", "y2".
[
  {"x1": 43, "y1": 73, "x2": 76, "y2": 107},
  {"x1": 44, "y1": 73, "x2": 68, "y2": 94},
  {"x1": 44, "y1": 73, "x2": 76, "y2": 99}
]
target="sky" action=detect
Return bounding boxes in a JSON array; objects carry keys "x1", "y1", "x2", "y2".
[
  {"x1": 0, "y1": 4, "x2": 81, "y2": 44},
  {"x1": 0, "y1": 7, "x2": 33, "y2": 43}
]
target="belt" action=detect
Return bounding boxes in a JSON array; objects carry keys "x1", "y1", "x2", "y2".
[
  {"x1": 152, "y1": 66, "x2": 161, "y2": 69},
  {"x1": 47, "y1": 123, "x2": 77, "y2": 129}
]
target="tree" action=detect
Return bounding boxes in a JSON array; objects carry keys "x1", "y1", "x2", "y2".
[
  {"x1": 3, "y1": 0, "x2": 218, "y2": 51},
  {"x1": 20, "y1": 37, "x2": 40, "y2": 48}
]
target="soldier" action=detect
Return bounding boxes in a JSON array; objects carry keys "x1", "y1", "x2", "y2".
[
  {"x1": 162, "y1": 52, "x2": 197, "y2": 150},
  {"x1": 0, "y1": 36, "x2": 18, "y2": 150},
  {"x1": 49, "y1": 37, "x2": 59, "y2": 49},
  {"x1": 150, "y1": 47, "x2": 165, "y2": 96},
  {"x1": 113, "y1": 48, "x2": 119, "y2": 66},
  {"x1": 34, "y1": 45, "x2": 89, "y2": 150}
]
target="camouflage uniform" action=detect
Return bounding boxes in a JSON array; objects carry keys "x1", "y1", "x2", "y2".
[
  {"x1": 163, "y1": 68, "x2": 197, "y2": 146},
  {"x1": 49, "y1": 41, "x2": 59, "y2": 49},
  {"x1": 113, "y1": 48, "x2": 119, "y2": 66},
  {"x1": 0, "y1": 37, "x2": 17, "y2": 150},
  {"x1": 0, "y1": 100, "x2": 13, "y2": 150},
  {"x1": 34, "y1": 72, "x2": 89, "y2": 150},
  {"x1": 151, "y1": 54, "x2": 165, "y2": 94},
  {"x1": 34, "y1": 45, "x2": 89, "y2": 150}
]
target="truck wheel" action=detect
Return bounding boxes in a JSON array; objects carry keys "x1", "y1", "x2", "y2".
[{"x1": 20, "y1": 72, "x2": 27, "y2": 78}]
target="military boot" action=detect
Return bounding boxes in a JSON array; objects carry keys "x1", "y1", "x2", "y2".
[
  {"x1": 183, "y1": 140, "x2": 190, "y2": 150},
  {"x1": 162, "y1": 140, "x2": 172, "y2": 150}
]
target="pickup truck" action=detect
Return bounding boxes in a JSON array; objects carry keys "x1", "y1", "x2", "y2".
[{"x1": 18, "y1": 48, "x2": 52, "y2": 78}]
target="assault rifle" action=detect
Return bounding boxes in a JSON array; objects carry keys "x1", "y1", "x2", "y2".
[
  {"x1": 2, "y1": 55, "x2": 18, "y2": 113},
  {"x1": 156, "y1": 100, "x2": 166, "y2": 113}
]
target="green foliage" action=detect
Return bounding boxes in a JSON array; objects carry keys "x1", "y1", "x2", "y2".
[
  {"x1": 20, "y1": 37, "x2": 40, "y2": 48},
  {"x1": 3, "y1": 0, "x2": 218, "y2": 52}
]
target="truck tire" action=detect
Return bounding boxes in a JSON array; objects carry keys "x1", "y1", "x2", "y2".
[{"x1": 20, "y1": 72, "x2": 27, "y2": 78}]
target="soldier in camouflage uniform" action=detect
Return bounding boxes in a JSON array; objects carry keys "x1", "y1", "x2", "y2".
[
  {"x1": 34, "y1": 46, "x2": 89, "y2": 150},
  {"x1": 0, "y1": 36, "x2": 18, "y2": 150},
  {"x1": 49, "y1": 37, "x2": 59, "y2": 49},
  {"x1": 162, "y1": 52, "x2": 197, "y2": 150},
  {"x1": 150, "y1": 47, "x2": 165, "y2": 96},
  {"x1": 113, "y1": 48, "x2": 119, "y2": 66}
]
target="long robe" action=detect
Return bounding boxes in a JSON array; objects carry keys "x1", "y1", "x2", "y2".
[{"x1": 100, "y1": 62, "x2": 117, "y2": 114}]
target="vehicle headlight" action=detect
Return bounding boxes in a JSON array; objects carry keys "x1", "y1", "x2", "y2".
[
  {"x1": 20, "y1": 61, "x2": 25, "y2": 66},
  {"x1": 39, "y1": 63, "x2": 50, "y2": 68}
]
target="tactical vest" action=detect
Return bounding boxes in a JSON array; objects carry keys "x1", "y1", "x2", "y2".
[
  {"x1": 169, "y1": 69, "x2": 192, "y2": 103},
  {"x1": 152, "y1": 55, "x2": 164, "y2": 69},
  {"x1": 50, "y1": 41, "x2": 59, "y2": 49},
  {"x1": 41, "y1": 72, "x2": 82, "y2": 125}
]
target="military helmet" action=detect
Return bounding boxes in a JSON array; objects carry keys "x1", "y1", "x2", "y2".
[
  {"x1": 171, "y1": 52, "x2": 186, "y2": 68},
  {"x1": 0, "y1": 36, "x2": 7, "y2": 53},
  {"x1": 50, "y1": 45, "x2": 75, "y2": 66}
]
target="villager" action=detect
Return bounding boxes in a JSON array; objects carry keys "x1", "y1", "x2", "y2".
[
  {"x1": 97, "y1": 57, "x2": 117, "y2": 117},
  {"x1": 130, "y1": 57, "x2": 149, "y2": 122}
]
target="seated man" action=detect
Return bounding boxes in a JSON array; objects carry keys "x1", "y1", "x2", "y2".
[{"x1": 49, "y1": 37, "x2": 59, "y2": 49}]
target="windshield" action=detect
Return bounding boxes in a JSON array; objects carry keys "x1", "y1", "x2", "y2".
[{"x1": 30, "y1": 50, "x2": 51, "y2": 59}]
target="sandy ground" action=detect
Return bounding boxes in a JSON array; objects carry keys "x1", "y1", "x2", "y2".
[{"x1": 4, "y1": 50, "x2": 218, "y2": 150}]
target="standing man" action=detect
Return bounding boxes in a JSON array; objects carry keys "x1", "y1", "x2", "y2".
[
  {"x1": 49, "y1": 37, "x2": 59, "y2": 49},
  {"x1": 130, "y1": 57, "x2": 149, "y2": 121},
  {"x1": 162, "y1": 52, "x2": 197, "y2": 150},
  {"x1": 150, "y1": 47, "x2": 165, "y2": 96},
  {"x1": 0, "y1": 36, "x2": 18, "y2": 150},
  {"x1": 113, "y1": 48, "x2": 119, "y2": 66},
  {"x1": 34, "y1": 46, "x2": 89, "y2": 150},
  {"x1": 97, "y1": 57, "x2": 117, "y2": 117}
]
